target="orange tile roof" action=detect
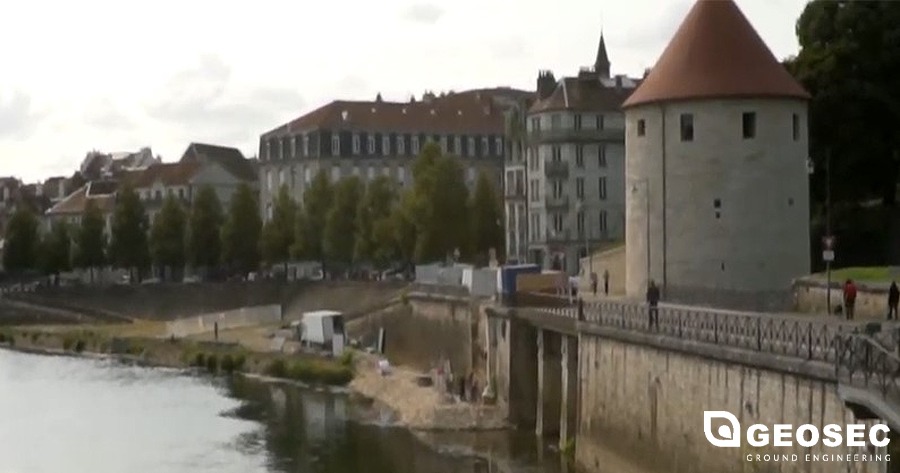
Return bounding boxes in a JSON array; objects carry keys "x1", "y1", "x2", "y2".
[
  {"x1": 622, "y1": 0, "x2": 809, "y2": 109},
  {"x1": 46, "y1": 184, "x2": 116, "y2": 216}
]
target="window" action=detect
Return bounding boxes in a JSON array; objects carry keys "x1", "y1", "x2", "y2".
[
  {"x1": 382, "y1": 135, "x2": 391, "y2": 155},
  {"x1": 596, "y1": 114, "x2": 604, "y2": 130},
  {"x1": 551, "y1": 114, "x2": 561, "y2": 130},
  {"x1": 397, "y1": 166, "x2": 406, "y2": 185},
  {"x1": 575, "y1": 145, "x2": 584, "y2": 168},
  {"x1": 331, "y1": 135, "x2": 341, "y2": 156},
  {"x1": 467, "y1": 167, "x2": 476, "y2": 183},
  {"x1": 529, "y1": 180, "x2": 540, "y2": 202},
  {"x1": 576, "y1": 178, "x2": 584, "y2": 199},
  {"x1": 528, "y1": 148, "x2": 538, "y2": 171},
  {"x1": 530, "y1": 117, "x2": 541, "y2": 131},
  {"x1": 352, "y1": 134, "x2": 361, "y2": 154},
  {"x1": 279, "y1": 169, "x2": 286, "y2": 186},
  {"x1": 742, "y1": 112, "x2": 756, "y2": 139},
  {"x1": 792, "y1": 113, "x2": 800, "y2": 141},
  {"x1": 552, "y1": 214, "x2": 564, "y2": 234},
  {"x1": 397, "y1": 136, "x2": 406, "y2": 155},
  {"x1": 577, "y1": 212, "x2": 585, "y2": 235},
  {"x1": 155, "y1": 190, "x2": 162, "y2": 200},
  {"x1": 481, "y1": 137, "x2": 489, "y2": 156},
  {"x1": 304, "y1": 167, "x2": 312, "y2": 184},
  {"x1": 368, "y1": 135, "x2": 376, "y2": 154},
  {"x1": 411, "y1": 136, "x2": 420, "y2": 155},
  {"x1": 178, "y1": 188, "x2": 185, "y2": 199},
  {"x1": 598, "y1": 177, "x2": 607, "y2": 200},
  {"x1": 599, "y1": 211, "x2": 608, "y2": 235},
  {"x1": 530, "y1": 213, "x2": 540, "y2": 241},
  {"x1": 302, "y1": 135, "x2": 310, "y2": 156},
  {"x1": 574, "y1": 114, "x2": 582, "y2": 131},
  {"x1": 331, "y1": 165, "x2": 341, "y2": 182},
  {"x1": 290, "y1": 136, "x2": 296, "y2": 157},
  {"x1": 279, "y1": 139, "x2": 284, "y2": 159},
  {"x1": 637, "y1": 119, "x2": 646, "y2": 137},
  {"x1": 552, "y1": 180, "x2": 563, "y2": 199},
  {"x1": 597, "y1": 145, "x2": 607, "y2": 167},
  {"x1": 680, "y1": 114, "x2": 694, "y2": 142},
  {"x1": 495, "y1": 137, "x2": 503, "y2": 156},
  {"x1": 440, "y1": 135, "x2": 448, "y2": 154},
  {"x1": 382, "y1": 166, "x2": 391, "y2": 177},
  {"x1": 551, "y1": 146, "x2": 562, "y2": 162},
  {"x1": 266, "y1": 141, "x2": 272, "y2": 161},
  {"x1": 454, "y1": 136, "x2": 462, "y2": 155},
  {"x1": 266, "y1": 170, "x2": 273, "y2": 190}
]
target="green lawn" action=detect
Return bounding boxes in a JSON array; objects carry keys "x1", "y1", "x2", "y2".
[{"x1": 811, "y1": 266, "x2": 899, "y2": 283}]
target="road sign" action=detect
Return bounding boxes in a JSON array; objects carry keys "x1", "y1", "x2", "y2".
[
  {"x1": 823, "y1": 250, "x2": 835, "y2": 262},
  {"x1": 822, "y1": 236, "x2": 836, "y2": 251}
]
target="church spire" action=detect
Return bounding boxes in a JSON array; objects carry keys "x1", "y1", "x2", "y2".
[{"x1": 594, "y1": 32, "x2": 611, "y2": 78}]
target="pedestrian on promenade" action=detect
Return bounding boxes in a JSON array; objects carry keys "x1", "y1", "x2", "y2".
[
  {"x1": 843, "y1": 279, "x2": 857, "y2": 320},
  {"x1": 646, "y1": 280, "x2": 660, "y2": 330},
  {"x1": 888, "y1": 281, "x2": 899, "y2": 320},
  {"x1": 214, "y1": 322, "x2": 219, "y2": 341},
  {"x1": 603, "y1": 270, "x2": 610, "y2": 296}
]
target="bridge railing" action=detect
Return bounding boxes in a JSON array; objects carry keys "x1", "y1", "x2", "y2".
[
  {"x1": 519, "y1": 293, "x2": 855, "y2": 363},
  {"x1": 836, "y1": 329, "x2": 900, "y2": 396}
]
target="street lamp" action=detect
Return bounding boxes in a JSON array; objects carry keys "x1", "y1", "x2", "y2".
[{"x1": 631, "y1": 178, "x2": 651, "y2": 288}]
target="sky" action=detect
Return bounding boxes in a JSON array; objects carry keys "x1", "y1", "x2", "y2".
[{"x1": 0, "y1": 0, "x2": 810, "y2": 183}]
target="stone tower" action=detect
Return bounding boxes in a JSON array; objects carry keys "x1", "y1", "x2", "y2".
[{"x1": 621, "y1": 0, "x2": 811, "y2": 310}]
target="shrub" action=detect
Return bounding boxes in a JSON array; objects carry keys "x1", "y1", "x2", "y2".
[
  {"x1": 30, "y1": 332, "x2": 40, "y2": 343},
  {"x1": 0, "y1": 332, "x2": 6, "y2": 343},
  {"x1": 233, "y1": 353, "x2": 247, "y2": 372},
  {"x1": 74, "y1": 340, "x2": 86, "y2": 353},
  {"x1": 220, "y1": 354, "x2": 235, "y2": 373},
  {"x1": 339, "y1": 350, "x2": 354, "y2": 368},
  {"x1": 194, "y1": 352, "x2": 206, "y2": 368},
  {"x1": 265, "y1": 359, "x2": 288, "y2": 378},
  {"x1": 206, "y1": 354, "x2": 218, "y2": 373},
  {"x1": 288, "y1": 360, "x2": 353, "y2": 386},
  {"x1": 62, "y1": 337, "x2": 75, "y2": 350},
  {"x1": 127, "y1": 343, "x2": 144, "y2": 356},
  {"x1": 98, "y1": 341, "x2": 110, "y2": 353}
]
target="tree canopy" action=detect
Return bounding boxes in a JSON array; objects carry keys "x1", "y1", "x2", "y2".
[
  {"x1": 187, "y1": 185, "x2": 224, "y2": 272},
  {"x1": 354, "y1": 176, "x2": 397, "y2": 268},
  {"x1": 2, "y1": 207, "x2": 40, "y2": 273},
  {"x1": 221, "y1": 183, "x2": 262, "y2": 275},
  {"x1": 261, "y1": 185, "x2": 297, "y2": 268},
  {"x1": 469, "y1": 170, "x2": 504, "y2": 265},
  {"x1": 40, "y1": 220, "x2": 72, "y2": 276},
  {"x1": 150, "y1": 194, "x2": 187, "y2": 278},
  {"x1": 74, "y1": 199, "x2": 106, "y2": 278},
  {"x1": 296, "y1": 170, "x2": 333, "y2": 264},
  {"x1": 110, "y1": 186, "x2": 150, "y2": 274},
  {"x1": 324, "y1": 176, "x2": 364, "y2": 266}
]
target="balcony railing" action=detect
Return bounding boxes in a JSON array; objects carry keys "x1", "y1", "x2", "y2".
[
  {"x1": 544, "y1": 161, "x2": 569, "y2": 179},
  {"x1": 528, "y1": 128, "x2": 624, "y2": 144},
  {"x1": 504, "y1": 185, "x2": 526, "y2": 199},
  {"x1": 545, "y1": 195, "x2": 570, "y2": 212}
]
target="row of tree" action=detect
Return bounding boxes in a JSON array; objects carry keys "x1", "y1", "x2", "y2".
[{"x1": 2, "y1": 142, "x2": 504, "y2": 280}]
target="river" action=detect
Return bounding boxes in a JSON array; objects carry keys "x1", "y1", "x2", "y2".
[{"x1": 0, "y1": 349, "x2": 574, "y2": 473}]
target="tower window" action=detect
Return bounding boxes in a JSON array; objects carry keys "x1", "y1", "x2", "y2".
[
  {"x1": 742, "y1": 112, "x2": 756, "y2": 139},
  {"x1": 680, "y1": 114, "x2": 694, "y2": 142},
  {"x1": 792, "y1": 113, "x2": 800, "y2": 141},
  {"x1": 637, "y1": 119, "x2": 646, "y2": 137},
  {"x1": 713, "y1": 198, "x2": 721, "y2": 209}
]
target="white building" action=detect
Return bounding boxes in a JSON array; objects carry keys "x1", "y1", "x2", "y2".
[{"x1": 622, "y1": 0, "x2": 811, "y2": 310}]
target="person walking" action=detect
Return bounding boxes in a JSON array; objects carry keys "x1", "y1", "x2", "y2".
[
  {"x1": 888, "y1": 281, "x2": 899, "y2": 320},
  {"x1": 843, "y1": 279, "x2": 857, "y2": 321},
  {"x1": 646, "y1": 280, "x2": 660, "y2": 330}
]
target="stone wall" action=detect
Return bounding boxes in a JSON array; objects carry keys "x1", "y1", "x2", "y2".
[
  {"x1": 579, "y1": 244, "x2": 626, "y2": 296},
  {"x1": 793, "y1": 278, "x2": 892, "y2": 320},
  {"x1": 576, "y1": 334, "x2": 883, "y2": 473},
  {"x1": 166, "y1": 304, "x2": 282, "y2": 337}
]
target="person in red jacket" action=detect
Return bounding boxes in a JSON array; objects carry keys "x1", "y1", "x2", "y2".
[{"x1": 843, "y1": 279, "x2": 858, "y2": 320}]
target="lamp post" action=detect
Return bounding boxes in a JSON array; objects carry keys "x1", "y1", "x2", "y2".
[{"x1": 632, "y1": 179, "x2": 651, "y2": 287}]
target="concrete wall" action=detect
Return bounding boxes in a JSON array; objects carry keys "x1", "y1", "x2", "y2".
[
  {"x1": 576, "y1": 334, "x2": 882, "y2": 473},
  {"x1": 793, "y1": 278, "x2": 892, "y2": 319},
  {"x1": 167, "y1": 304, "x2": 282, "y2": 337},
  {"x1": 625, "y1": 99, "x2": 810, "y2": 308},
  {"x1": 347, "y1": 294, "x2": 480, "y2": 377},
  {"x1": 579, "y1": 244, "x2": 625, "y2": 295}
]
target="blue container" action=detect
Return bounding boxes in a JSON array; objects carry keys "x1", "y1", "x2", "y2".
[{"x1": 499, "y1": 264, "x2": 541, "y2": 295}]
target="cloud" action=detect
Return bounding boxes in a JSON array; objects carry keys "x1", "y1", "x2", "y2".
[
  {"x1": 0, "y1": 90, "x2": 46, "y2": 139},
  {"x1": 145, "y1": 54, "x2": 306, "y2": 147},
  {"x1": 402, "y1": 3, "x2": 444, "y2": 24},
  {"x1": 84, "y1": 99, "x2": 136, "y2": 131},
  {"x1": 620, "y1": 0, "x2": 691, "y2": 52}
]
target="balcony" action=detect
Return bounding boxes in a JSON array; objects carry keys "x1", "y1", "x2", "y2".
[
  {"x1": 544, "y1": 161, "x2": 569, "y2": 179},
  {"x1": 504, "y1": 185, "x2": 526, "y2": 199},
  {"x1": 528, "y1": 128, "x2": 624, "y2": 144},
  {"x1": 545, "y1": 195, "x2": 570, "y2": 212},
  {"x1": 545, "y1": 228, "x2": 571, "y2": 244}
]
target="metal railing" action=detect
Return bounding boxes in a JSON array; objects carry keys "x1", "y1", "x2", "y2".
[
  {"x1": 835, "y1": 329, "x2": 900, "y2": 397},
  {"x1": 521, "y1": 294, "x2": 857, "y2": 364}
]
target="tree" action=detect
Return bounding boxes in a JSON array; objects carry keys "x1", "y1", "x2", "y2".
[
  {"x1": 788, "y1": 1, "x2": 900, "y2": 207},
  {"x1": 74, "y1": 199, "x2": 106, "y2": 282},
  {"x1": 40, "y1": 221, "x2": 72, "y2": 278},
  {"x1": 296, "y1": 170, "x2": 333, "y2": 266},
  {"x1": 392, "y1": 192, "x2": 418, "y2": 266},
  {"x1": 469, "y1": 170, "x2": 504, "y2": 265},
  {"x1": 261, "y1": 185, "x2": 297, "y2": 273},
  {"x1": 149, "y1": 195, "x2": 187, "y2": 280},
  {"x1": 405, "y1": 141, "x2": 470, "y2": 263},
  {"x1": 110, "y1": 186, "x2": 150, "y2": 279},
  {"x1": 186, "y1": 185, "x2": 224, "y2": 275},
  {"x1": 221, "y1": 183, "x2": 262, "y2": 275},
  {"x1": 2, "y1": 207, "x2": 40, "y2": 273},
  {"x1": 324, "y1": 176, "x2": 364, "y2": 267},
  {"x1": 354, "y1": 176, "x2": 397, "y2": 268}
]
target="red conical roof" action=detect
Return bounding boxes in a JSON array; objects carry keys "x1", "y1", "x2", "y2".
[{"x1": 622, "y1": 0, "x2": 809, "y2": 109}]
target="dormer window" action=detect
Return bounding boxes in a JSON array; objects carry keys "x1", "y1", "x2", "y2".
[
  {"x1": 454, "y1": 136, "x2": 462, "y2": 155},
  {"x1": 302, "y1": 135, "x2": 310, "y2": 156},
  {"x1": 411, "y1": 136, "x2": 420, "y2": 155},
  {"x1": 494, "y1": 137, "x2": 503, "y2": 156},
  {"x1": 596, "y1": 115, "x2": 604, "y2": 130},
  {"x1": 398, "y1": 136, "x2": 406, "y2": 155},
  {"x1": 367, "y1": 135, "x2": 376, "y2": 154},
  {"x1": 481, "y1": 137, "x2": 489, "y2": 156},
  {"x1": 382, "y1": 135, "x2": 391, "y2": 155},
  {"x1": 290, "y1": 136, "x2": 296, "y2": 157},
  {"x1": 331, "y1": 135, "x2": 341, "y2": 156},
  {"x1": 467, "y1": 137, "x2": 475, "y2": 157},
  {"x1": 680, "y1": 114, "x2": 694, "y2": 142},
  {"x1": 352, "y1": 134, "x2": 361, "y2": 154}
]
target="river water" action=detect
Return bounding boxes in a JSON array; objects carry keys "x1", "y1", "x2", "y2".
[{"x1": 0, "y1": 349, "x2": 573, "y2": 473}]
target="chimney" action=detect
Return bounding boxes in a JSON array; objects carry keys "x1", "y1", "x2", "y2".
[
  {"x1": 376, "y1": 92, "x2": 383, "y2": 102},
  {"x1": 422, "y1": 91, "x2": 436, "y2": 103},
  {"x1": 410, "y1": 95, "x2": 417, "y2": 103},
  {"x1": 615, "y1": 75, "x2": 622, "y2": 88},
  {"x1": 536, "y1": 70, "x2": 557, "y2": 100},
  {"x1": 643, "y1": 68, "x2": 651, "y2": 79}
]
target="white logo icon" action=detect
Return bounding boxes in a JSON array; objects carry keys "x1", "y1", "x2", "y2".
[{"x1": 704, "y1": 411, "x2": 741, "y2": 448}]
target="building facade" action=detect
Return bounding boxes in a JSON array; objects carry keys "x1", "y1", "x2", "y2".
[
  {"x1": 622, "y1": 0, "x2": 811, "y2": 310},
  {"x1": 257, "y1": 89, "x2": 530, "y2": 222},
  {"x1": 519, "y1": 34, "x2": 639, "y2": 275}
]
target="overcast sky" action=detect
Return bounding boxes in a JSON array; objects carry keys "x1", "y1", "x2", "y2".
[{"x1": 0, "y1": 0, "x2": 809, "y2": 183}]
